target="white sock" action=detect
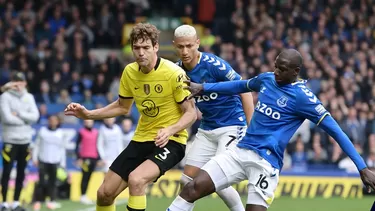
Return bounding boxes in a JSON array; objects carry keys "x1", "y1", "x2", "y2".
[
  {"x1": 2, "y1": 202, "x2": 9, "y2": 208},
  {"x1": 217, "y1": 187, "x2": 245, "y2": 211},
  {"x1": 180, "y1": 173, "x2": 193, "y2": 186},
  {"x1": 167, "y1": 195, "x2": 194, "y2": 211},
  {"x1": 12, "y1": 201, "x2": 20, "y2": 209}
]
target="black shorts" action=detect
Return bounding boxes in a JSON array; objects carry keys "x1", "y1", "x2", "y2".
[{"x1": 109, "y1": 140, "x2": 185, "y2": 182}]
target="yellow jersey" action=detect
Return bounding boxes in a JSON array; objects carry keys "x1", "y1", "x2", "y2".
[{"x1": 118, "y1": 57, "x2": 190, "y2": 145}]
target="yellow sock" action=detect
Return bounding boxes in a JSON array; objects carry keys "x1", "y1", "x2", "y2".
[
  {"x1": 127, "y1": 195, "x2": 146, "y2": 211},
  {"x1": 96, "y1": 203, "x2": 115, "y2": 211}
]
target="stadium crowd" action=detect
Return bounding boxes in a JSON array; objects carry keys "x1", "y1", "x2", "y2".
[{"x1": 0, "y1": 0, "x2": 375, "y2": 174}]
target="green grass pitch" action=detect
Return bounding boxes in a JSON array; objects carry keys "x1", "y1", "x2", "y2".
[{"x1": 29, "y1": 196, "x2": 374, "y2": 211}]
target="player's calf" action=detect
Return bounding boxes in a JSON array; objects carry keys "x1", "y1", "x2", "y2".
[{"x1": 127, "y1": 160, "x2": 161, "y2": 211}]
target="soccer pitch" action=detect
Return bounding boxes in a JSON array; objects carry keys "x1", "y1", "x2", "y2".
[{"x1": 31, "y1": 196, "x2": 374, "y2": 211}]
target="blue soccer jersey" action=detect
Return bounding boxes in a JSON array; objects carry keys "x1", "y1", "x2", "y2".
[
  {"x1": 204, "y1": 72, "x2": 331, "y2": 170},
  {"x1": 177, "y1": 52, "x2": 247, "y2": 130}
]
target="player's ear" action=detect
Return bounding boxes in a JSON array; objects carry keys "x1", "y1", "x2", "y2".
[
  {"x1": 294, "y1": 67, "x2": 300, "y2": 76},
  {"x1": 154, "y1": 43, "x2": 159, "y2": 52}
]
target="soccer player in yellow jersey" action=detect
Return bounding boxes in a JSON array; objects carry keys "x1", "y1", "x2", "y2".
[{"x1": 64, "y1": 23, "x2": 197, "y2": 211}]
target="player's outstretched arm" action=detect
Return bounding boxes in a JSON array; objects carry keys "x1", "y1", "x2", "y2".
[
  {"x1": 203, "y1": 80, "x2": 252, "y2": 95},
  {"x1": 183, "y1": 80, "x2": 253, "y2": 99},
  {"x1": 319, "y1": 115, "x2": 375, "y2": 191},
  {"x1": 65, "y1": 98, "x2": 133, "y2": 120}
]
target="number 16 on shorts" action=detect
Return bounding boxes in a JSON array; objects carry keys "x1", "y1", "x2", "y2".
[{"x1": 255, "y1": 174, "x2": 269, "y2": 190}]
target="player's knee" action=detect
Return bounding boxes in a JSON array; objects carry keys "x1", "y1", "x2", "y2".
[
  {"x1": 183, "y1": 165, "x2": 200, "y2": 178},
  {"x1": 128, "y1": 172, "x2": 148, "y2": 193},
  {"x1": 96, "y1": 185, "x2": 115, "y2": 206}
]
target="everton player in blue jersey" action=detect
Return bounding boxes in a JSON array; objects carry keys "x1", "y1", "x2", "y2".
[
  {"x1": 173, "y1": 25, "x2": 254, "y2": 211},
  {"x1": 167, "y1": 49, "x2": 375, "y2": 211}
]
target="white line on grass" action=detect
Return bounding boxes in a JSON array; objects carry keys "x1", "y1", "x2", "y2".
[{"x1": 77, "y1": 200, "x2": 128, "y2": 211}]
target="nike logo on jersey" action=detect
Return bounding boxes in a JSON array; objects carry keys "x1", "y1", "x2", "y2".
[
  {"x1": 260, "y1": 86, "x2": 266, "y2": 93},
  {"x1": 135, "y1": 87, "x2": 139, "y2": 90}
]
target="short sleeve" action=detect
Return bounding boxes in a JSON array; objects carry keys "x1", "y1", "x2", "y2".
[
  {"x1": 296, "y1": 84, "x2": 330, "y2": 125},
  {"x1": 171, "y1": 69, "x2": 191, "y2": 103},
  {"x1": 210, "y1": 57, "x2": 242, "y2": 81},
  {"x1": 118, "y1": 67, "x2": 133, "y2": 98}
]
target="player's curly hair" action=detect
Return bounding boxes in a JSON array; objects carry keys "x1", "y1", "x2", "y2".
[{"x1": 129, "y1": 23, "x2": 160, "y2": 47}]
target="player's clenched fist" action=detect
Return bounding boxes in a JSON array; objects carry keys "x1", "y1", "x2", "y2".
[{"x1": 64, "y1": 103, "x2": 90, "y2": 119}]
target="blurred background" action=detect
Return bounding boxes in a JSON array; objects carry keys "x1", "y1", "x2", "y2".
[{"x1": 0, "y1": 0, "x2": 375, "y2": 210}]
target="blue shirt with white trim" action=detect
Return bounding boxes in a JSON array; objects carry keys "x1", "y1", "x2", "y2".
[
  {"x1": 202, "y1": 72, "x2": 366, "y2": 171},
  {"x1": 177, "y1": 52, "x2": 246, "y2": 130}
]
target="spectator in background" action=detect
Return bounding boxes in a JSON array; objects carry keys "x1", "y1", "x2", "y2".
[
  {"x1": 109, "y1": 76, "x2": 120, "y2": 99},
  {"x1": 35, "y1": 80, "x2": 55, "y2": 104},
  {"x1": 91, "y1": 73, "x2": 109, "y2": 96},
  {"x1": 60, "y1": 62, "x2": 72, "y2": 82},
  {"x1": 307, "y1": 133, "x2": 328, "y2": 164},
  {"x1": 71, "y1": 46, "x2": 90, "y2": 74},
  {"x1": 106, "y1": 52, "x2": 122, "y2": 78},
  {"x1": 48, "y1": 7, "x2": 66, "y2": 35},
  {"x1": 82, "y1": 90, "x2": 94, "y2": 108},
  {"x1": 97, "y1": 118, "x2": 123, "y2": 171},
  {"x1": 339, "y1": 143, "x2": 364, "y2": 173},
  {"x1": 343, "y1": 107, "x2": 366, "y2": 146},
  {"x1": 75, "y1": 120, "x2": 100, "y2": 205},
  {"x1": 96, "y1": 4, "x2": 113, "y2": 47},
  {"x1": 200, "y1": 28, "x2": 215, "y2": 50},
  {"x1": 289, "y1": 120, "x2": 311, "y2": 144},
  {"x1": 0, "y1": 72, "x2": 39, "y2": 211},
  {"x1": 32, "y1": 115, "x2": 66, "y2": 211},
  {"x1": 68, "y1": 71, "x2": 85, "y2": 95},
  {"x1": 365, "y1": 148, "x2": 375, "y2": 170},
  {"x1": 121, "y1": 118, "x2": 134, "y2": 149},
  {"x1": 49, "y1": 72, "x2": 65, "y2": 96},
  {"x1": 38, "y1": 104, "x2": 49, "y2": 125},
  {"x1": 56, "y1": 89, "x2": 72, "y2": 105},
  {"x1": 291, "y1": 137, "x2": 308, "y2": 172}
]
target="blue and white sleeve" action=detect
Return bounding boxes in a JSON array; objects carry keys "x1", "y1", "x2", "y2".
[
  {"x1": 296, "y1": 85, "x2": 330, "y2": 125},
  {"x1": 296, "y1": 84, "x2": 367, "y2": 171},
  {"x1": 209, "y1": 57, "x2": 242, "y2": 81},
  {"x1": 203, "y1": 74, "x2": 265, "y2": 94},
  {"x1": 319, "y1": 116, "x2": 367, "y2": 171}
]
